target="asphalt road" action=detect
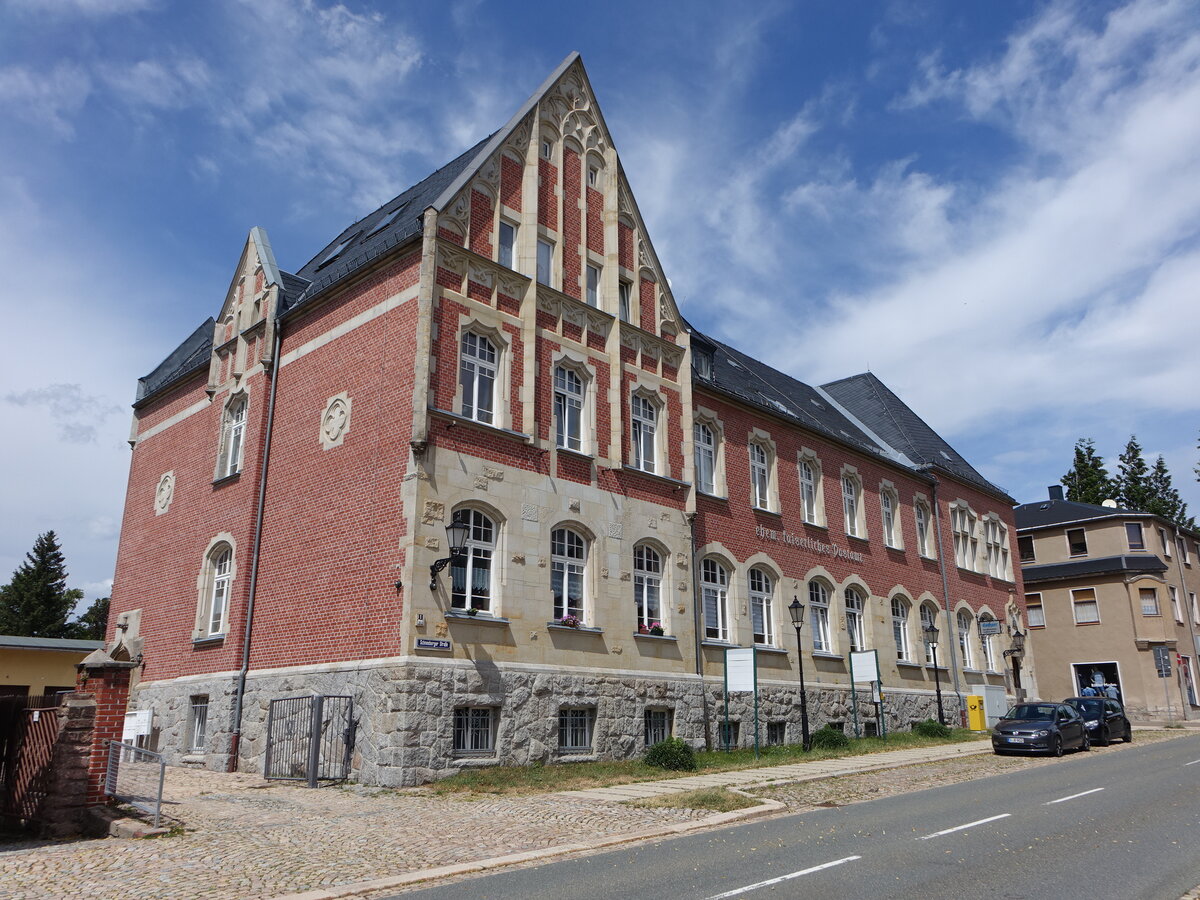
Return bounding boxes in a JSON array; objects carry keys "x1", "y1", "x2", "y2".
[{"x1": 391, "y1": 734, "x2": 1200, "y2": 899}]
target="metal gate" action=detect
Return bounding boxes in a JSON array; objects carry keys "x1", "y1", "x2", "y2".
[
  {"x1": 1, "y1": 702, "x2": 62, "y2": 826},
  {"x1": 263, "y1": 695, "x2": 354, "y2": 787}
]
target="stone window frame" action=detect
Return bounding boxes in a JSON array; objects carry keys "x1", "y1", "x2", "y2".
[
  {"x1": 955, "y1": 606, "x2": 975, "y2": 669},
  {"x1": 629, "y1": 386, "x2": 664, "y2": 475},
  {"x1": 498, "y1": 218, "x2": 518, "y2": 270},
  {"x1": 746, "y1": 561, "x2": 779, "y2": 647},
  {"x1": 632, "y1": 539, "x2": 669, "y2": 633},
  {"x1": 879, "y1": 480, "x2": 902, "y2": 550},
  {"x1": 188, "y1": 695, "x2": 209, "y2": 754},
  {"x1": 551, "y1": 350, "x2": 596, "y2": 456},
  {"x1": 455, "y1": 318, "x2": 513, "y2": 431},
  {"x1": 452, "y1": 706, "x2": 498, "y2": 756},
  {"x1": 919, "y1": 600, "x2": 941, "y2": 665},
  {"x1": 840, "y1": 466, "x2": 866, "y2": 540},
  {"x1": 194, "y1": 534, "x2": 236, "y2": 642},
  {"x1": 807, "y1": 577, "x2": 834, "y2": 653},
  {"x1": 449, "y1": 503, "x2": 504, "y2": 616},
  {"x1": 215, "y1": 390, "x2": 249, "y2": 481},
  {"x1": 550, "y1": 521, "x2": 593, "y2": 625},
  {"x1": 843, "y1": 582, "x2": 868, "y2": 653},
  {"x1": 977, "y1": 607, "x2": 999, "y2": 671},
  {"x1": 693, "y1": 407, "x2": 727, "y2": 498},
  {"x1": 913, "y1": 494, "x2": 935, "y2": 559},
  {"x1": 558, "y1": 706, "x2": 596, "y2": 754},
  {"x1": 981, "y1": 513, "x2": 1010, "y2": 580},
  {"x1": 797, "y1": 448, "x2": 825, "y2": 527},
  {"x1": 748, "y1": 429, "x2": 778, "y2": 513},
  {"x1": 950, "y1": 500, "x2": 980, "y2": 571},
  {"x1": 891, "y1": 594, "x2": 912, "y2": 661},
  {"x1": 700, "y1": 553, "x2": 733, "y2": 643}
]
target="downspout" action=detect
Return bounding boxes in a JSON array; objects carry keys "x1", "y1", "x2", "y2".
[
  {"x1": 228, "y1": 319, "x2": 284, "y2": 771},
  {"x1": 924, "y1": 469, "x2": 965, "y2": 716},
  {"x1": 687, "y1": 512, "x2": 712, "y2": 751}
]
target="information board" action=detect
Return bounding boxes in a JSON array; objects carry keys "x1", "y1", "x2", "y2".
[
  {"x1": 725, "y1": 647, "x2": 756, "y2": 692},
  {"x1": 850, "y1": 649, "x2": 880, "y2": 684},
  {"x1": 1154, "y1": 646, "x2": 1172, "y2": 678}
]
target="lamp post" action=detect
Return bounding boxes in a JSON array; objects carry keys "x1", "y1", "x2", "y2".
[
  {"x1": 429, "y1": 511, "x2": 471, "y2": 591},
  {"x1": 788, "y1": 596, "x2": 811, "y2": 751},
  {"x1": 923, "y1": 622, "x2": 945, "y2": 726}
]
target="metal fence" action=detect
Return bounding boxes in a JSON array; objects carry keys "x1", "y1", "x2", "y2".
[
  {"x1": 104, "y1": 741, "x2": 166, "y2": 827},
  {"x1": 264, "y1": 695, "x2": 354, "y2": 787}
]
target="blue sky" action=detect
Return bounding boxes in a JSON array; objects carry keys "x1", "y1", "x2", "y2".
[{"x1": 2, "y1": 0, "x2": 1198, "y2": 604}]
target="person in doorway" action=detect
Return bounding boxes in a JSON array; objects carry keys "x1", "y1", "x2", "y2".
[
  {"x1": 1105, "y1": 684, "x2": 1119, "y2": 700},
  {"x1": 1081, "y1": 684, "x2": 1097, "y2": 696}
]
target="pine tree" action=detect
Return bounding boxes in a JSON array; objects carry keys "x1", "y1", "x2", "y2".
[
  {"x1": 1116, "y1": 436, "x2": 1154, "y2": 511},
  {"x1": 1146, "y1": 455, "x2": 1195, "y2": 530},
  {"x1": 0, "y1": 531, "x2": 82, "y2": 638},
  {"x1": 1061, "y1": 438, "x2": 1117, "y2": 505},
  {"x1": 68, "y1": 596, "x2": 109, "y2": 641}
]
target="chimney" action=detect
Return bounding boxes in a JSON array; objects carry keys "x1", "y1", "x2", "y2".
[{"x1": 1048, "y1": 485, "x2": 1064, "y2": 501}]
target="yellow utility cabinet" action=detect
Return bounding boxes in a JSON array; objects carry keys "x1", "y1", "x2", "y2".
[{"x1": 966, "y1": 695, "x2": 987, "y2": 731}]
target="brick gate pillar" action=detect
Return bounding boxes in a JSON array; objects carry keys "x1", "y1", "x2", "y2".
[{"x1": 75, "y1": 650, "x2": 138, "y2": 808}]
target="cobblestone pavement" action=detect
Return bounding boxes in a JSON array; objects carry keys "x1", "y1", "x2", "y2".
[{"x1": 0, "y1": 768, "x2": 707, "y2": 900}]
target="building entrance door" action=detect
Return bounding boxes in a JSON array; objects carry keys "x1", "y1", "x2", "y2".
[
  {"x1": 1073, "y1": 662, "x2": 1121, "y2": 700},
  {"x1": 1179, "y1": 656, "x2": 1197, "y2": 707}
]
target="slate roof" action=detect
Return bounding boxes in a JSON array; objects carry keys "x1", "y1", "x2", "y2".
[
  {"x1": 284, "y1": 134, "x2": 497, "y2": 313},
  {"x1": 0, "y1": 635, "x2": 105, "y2": 652},
  {"x1": 135, "y1": 317, "x2": 214, "y2": 404},
  {"x1": 1021, "y1": 555, "x2": 1168, "y2": 584},
  {"x1": 1013, "y1": 498, "x2": 1145, "y2": 531},
  {"x1": 691, "y1": 331, "x2": 1011, "y2": 501},
  {"x1": 821, "y1": 372, "x2": 1007, "y2": 499}
]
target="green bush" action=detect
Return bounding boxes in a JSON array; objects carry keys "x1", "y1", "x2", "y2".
[
  {"x1": 912, "y1": 718, "x2": 952, "y2": 738},
  {"x1": 809, "y1": 725, "x2": 851, "y2": 751},
  {"x1": 645, "y1": 737, "x2": 697, "y2": 771}
]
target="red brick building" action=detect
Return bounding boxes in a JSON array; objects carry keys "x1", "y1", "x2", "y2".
[{"x1": 108, "y1": 55, "x2": 1029, "y2": 785}]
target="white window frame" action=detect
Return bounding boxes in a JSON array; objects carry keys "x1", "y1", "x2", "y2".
[
  {"x1": 1192, "y1": 591, "x2": 1200, "y2": 627},
  {"x1": 558, "y1": 707, "x2": 595, "y2": 753},
  {"x1": 536, "y1": 238, "x2": 553, "y2": 286},
  {"x1": 630, "y1": 392, "x2": 660, "y2": 474},
  {"x1": 750, "y1": 442, "x2": 771, "y2": 510},
  {"x1": 553, "y1": 365, "x2": 585, "y2": 452},
  {"x1": 842, "y1": 472, "x2": 863, "y2": 538},
  {"x1": 1159, "y1": 528, "x2": 1171, "y2": 557},
  {"x1": 1140, "y1": 587, "x2": 1160, "y2": 617},
  {"x1": 453, "y1": 707, "x2": 496, "y2": 754},
  {"x1": 915, "y1": 500, "x2": 933, "y2": 558},
  {"x1": 808, "y1": 581, "x2": 831, "y2": 653},
  {"x1": 618, "y1": 280, "x2": 632, "y2": 323},
  {"x1": 633, "y1": 543, "x2": 663, "y2": 632},
  {"x1": 197, "y1": 545, "x2": 232, "y2": 638},
  {"x1": 586, "y1": 264, "x2": 600, "y2": 307},
  {"x1": 551, "y1": 527, "x2": 588, "y2": 623},
  {"x1": 694, "y1": 422, "x2": 717, "y2": 495},
  {"x1": 450, "y1": 508, "x2": 496, "y2": 614},
  {"x1": 1072, "y1": 588, "x2": 1100, "y2": 624},
  {"x1": 951, "y1": 503, "x2": 978, "y2": 570},
  {"x1": 845, "y1": 586, "x2": 866, "y2": 652},
  {"x1": 892, "y1": 596, "x2": 911, "y2": 661},
  {"x1": 498, "y1": 220, "x2": 517, "y2": 269},
  {"x1": 220, "y1": 396, "x2": 247, "y2": 478},
  {"x1": 749, "y1": 567, "x2": 775, "y2": 646},
  {"x1": 983, "y1": 516, "x2": 1009, "y2": 579},
  {"x1": 1178, "y1": 537, "x2": 1190, "y2": 565},
  {"x1": 701, "y1": 558, "x2": 729, "y2": 642},
  {"x1": 1170, "y1": 585, "x2": 1182, "y2": 622},
  {"x1": 799, "y1": 457, "x2": 820, "y2": 525},
  {"x1": 1026, "y1": 593, "x2": 1045, "y2": 628},
  {"x1": 459, "y1": 331, "x2": 498, "y2": 425},
  {"x1": 880, "y1": 484, "x2": 900, "y2": 549},
  {"x1": 957, "y1": 609, "x2": 973, "y2": 669},
  {"x1": 978, "y1": 614, "x2": 997, "y2": 670}
]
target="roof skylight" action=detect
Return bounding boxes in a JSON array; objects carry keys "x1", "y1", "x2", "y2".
[{"x1": 315, "y1": 231, "x2": 362, "y2": 270}]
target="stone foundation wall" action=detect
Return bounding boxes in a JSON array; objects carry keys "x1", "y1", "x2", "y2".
[{"x1": 131, "y1": 661, "x2": 967, "y2": 786}]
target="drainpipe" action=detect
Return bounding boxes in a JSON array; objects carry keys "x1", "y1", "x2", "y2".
[
  {"x1": 687, "y1": 512, "x2": 712, "y2": 751},
  {"x1": 228, "y1": 320, "x2": 283, "y2": 771},
  {"x1": 923, "y1": 469, "x2": 965, "y2": 717}
]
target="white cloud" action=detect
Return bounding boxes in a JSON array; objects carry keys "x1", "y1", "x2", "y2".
[
  {"x1": 6, "y1": 0, "x2": 156, "y2": 17},
  {"x1": 0, "y1": 64, "x2": 91, "y2": 138}
]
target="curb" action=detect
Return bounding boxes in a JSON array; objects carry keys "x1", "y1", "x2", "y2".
[
  {"x1": 267, "y1": 796, "x2": 786, "y2": 900},
  {"x1": 267, "y1": 744, "x2": 989, "y2": 900}
]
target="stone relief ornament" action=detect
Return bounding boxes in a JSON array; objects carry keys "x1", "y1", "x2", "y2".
[
  {"x1": 154, "y1": 471, "x2": 175, "y2": 516},
  {"x1": 320, "y1": 393, "x2": 352, "y2": 450}
]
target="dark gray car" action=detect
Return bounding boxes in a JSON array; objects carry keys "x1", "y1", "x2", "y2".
[
  {"x1": 992, "y1": 702, "x2": 1089, "y2": 756},
  {"x1": 1064, "y1": 696, "x2": 1132, "y2": 746}
]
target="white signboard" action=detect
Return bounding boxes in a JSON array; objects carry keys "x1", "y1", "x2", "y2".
[
  {"x1": 122, "y1": 709, "x2": 152, "y2": 743},
  {"x1": 850, "y1": 649, "x2": 880, "y2": 684},
  {"x1": 725, "y1": 648, "x2": 756, "y2": 692}
]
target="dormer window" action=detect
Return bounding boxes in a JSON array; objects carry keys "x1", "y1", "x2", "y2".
[{"x1": 694, "y1": 350, "x2": 713, "y2": 380}]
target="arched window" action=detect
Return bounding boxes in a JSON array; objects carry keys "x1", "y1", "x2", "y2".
[
  {"x1": 451, "y1": 509, "x2": 496, "y2": 614},
  {"x1": 701, "y1": 558, "x2": 729, "y2": 642},
  {"x1": 554, "y1": 366, "x2": 584, "y2": 451},
  {"x1": 915, "y1": 501, "x2": 932, "y2": 557},
  {"x1": 460, "y1": 331, "x2": 497, "y2": 424},
  {"x1": 881, "y1": 487, "x2": 900, "y2": 548},
  {"x1": 749, "y1": 443, "x2": 770, "y2": 509},
  {"x1": 204, "y1": 545, "x2": 232, "y2": 637},
  {"x1": 808, "y1": 581, "x2": 831, "y2": 652},
  {"x1": 220, "y1": 397, "x2": 247, "y2": 478},
  {"x1": 694, "y1": 423, "x2": 716, "y2": 495},
  {"x1": 979, "y1": 613, "x2": 997, "y2": 671},
  {"x1": 842, "y1": 474, "x2": 861, "y2": 537},
  {"x1": 920, "y1": 603, "x2": 939, "y2": 664},
  {"x1": 799, "y1": 459, "x2": 818, "y2": 524},
  {"x1": 551, "y1": 527, "x2": 587, "y2": 623},
  {"x1": 633, "y1": 544, "x2": 662, "y2": 631},
  {"x1": 957, "y1": 609, "x2": 973, "y2": 669},
  {"x1": 845, "y1": 586, "x2": 866, "y2": 653},
  {"x1": 749, "y1": 568, "x2": 774, "y2": 645},
  {"x1": 892, "y1": 596, "x2": 910, "y2": 660}
]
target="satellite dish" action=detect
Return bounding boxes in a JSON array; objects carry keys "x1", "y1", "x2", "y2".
[{"x1": 1101, "y1": 499, "x2": 1118, "y2": 508}]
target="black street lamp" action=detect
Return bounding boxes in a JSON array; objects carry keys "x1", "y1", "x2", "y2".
[
  {"x1": 429, "y1": 511, "x2": 471, "y2": 591},
  {"x1": 923, "y1": 622, "x2": 946, "y2": 726},
  {"x1": 1005, "y1": 626, "x2": 1027, "y2": 702},
  {"x1": 788, "y1": 596, "x2": 811, "y2": 751}
]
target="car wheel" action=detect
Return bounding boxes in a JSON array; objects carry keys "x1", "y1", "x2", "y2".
[
  {"x1": 1124, "y1": 724, "x2": 1133, "y2": 743},
  {"x1": 1052, "y1": 736, "x2": 1064, "y2": 757},
  {"x1": 1098, "y1": 726, "x2": 1110, "y2": 747},
  {"x1": 1081, "y1": 733, "x2": 1091, "y2": 752}
]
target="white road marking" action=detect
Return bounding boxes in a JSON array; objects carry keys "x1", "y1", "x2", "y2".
[
  {"x1": 1046, "y1": 787, "x2": 1105, "y2": 804},
  {"x1": 917, "y1": 813, "x2": 1011, "y2": 840},
  {"x1": 704, "y1": 856, "x2": 862, "y2": 899},
  {"x1": 1185, "y1": 759, "x2": 1200, "y2": 766}
]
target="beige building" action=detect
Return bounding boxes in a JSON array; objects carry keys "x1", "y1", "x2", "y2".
[
  {"x1": 1016, "y1": 487, "x2": 1200, "y2": 719},
  {"x1": 0, "y1": 636, "x2": 104, "y2": 699}
]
